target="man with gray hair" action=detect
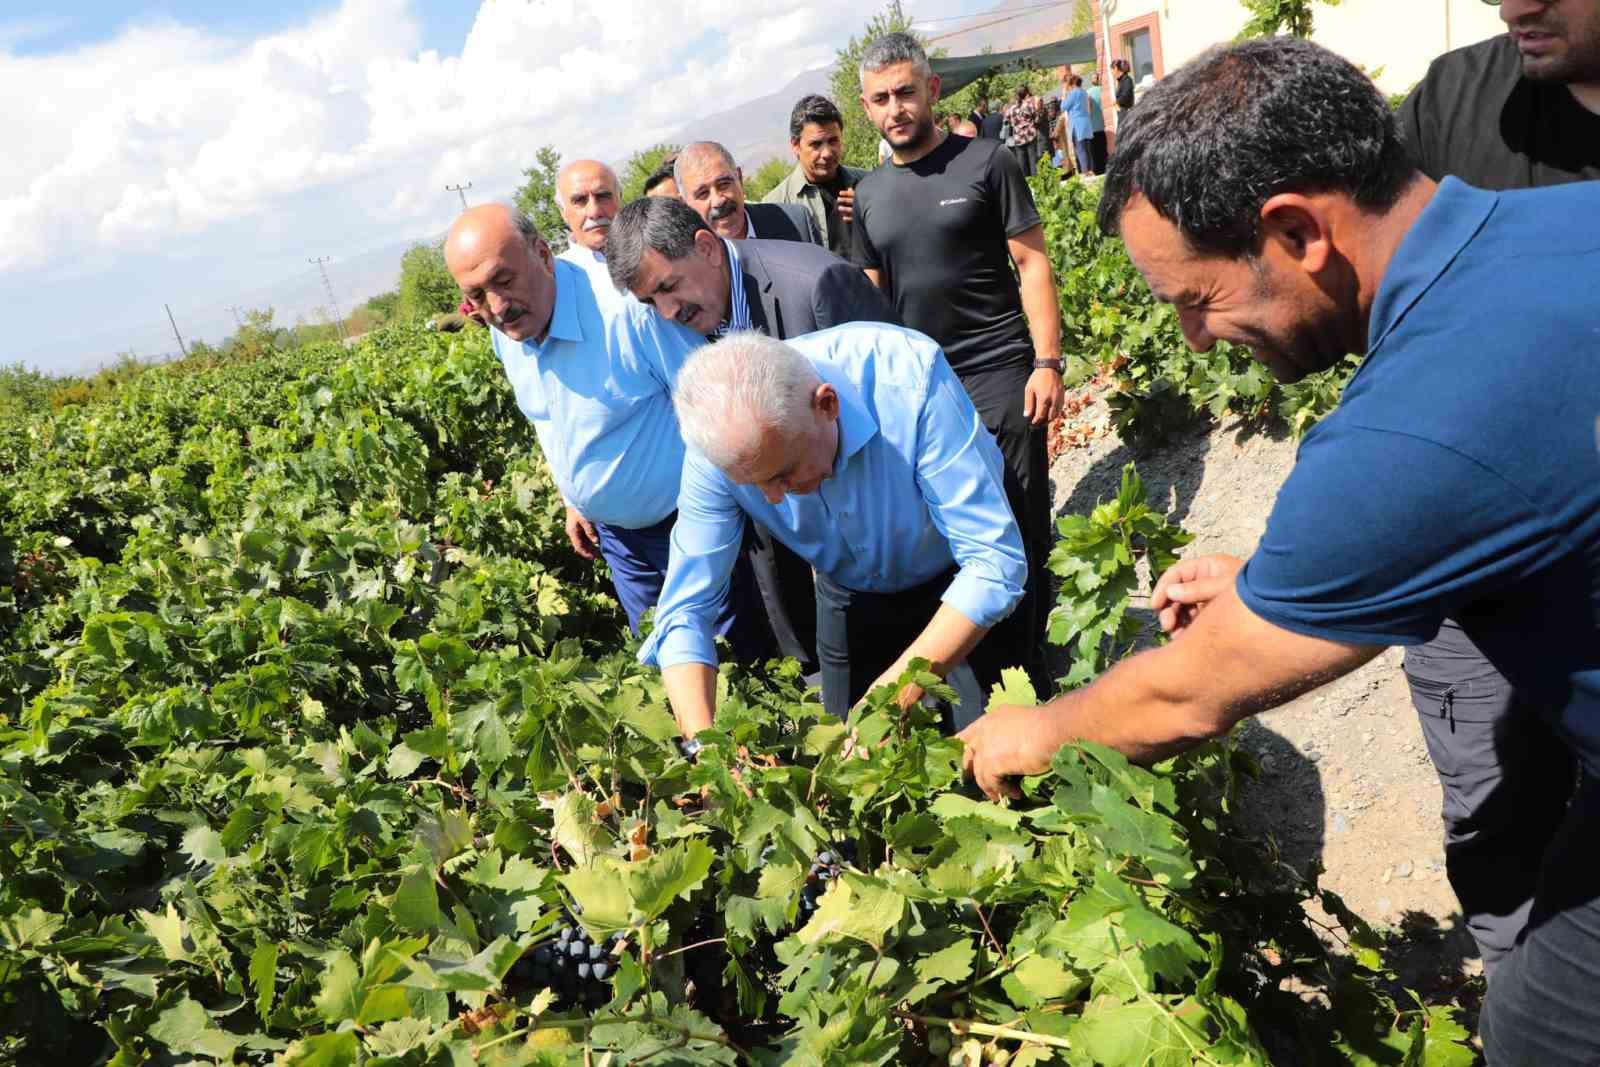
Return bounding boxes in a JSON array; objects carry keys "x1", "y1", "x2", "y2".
[
  {"x1": 553, "y1": 159, "x2": 623, "y2": 305},
  {"x1": 673, "y1": 140, "x2": 823, "y2": 245},
  {"x1": 638, "y1": 323, "x2": 1027, "y2": 734},
  {"x1": 442, "y1": 203, "x2": 776, "y2": 670}
]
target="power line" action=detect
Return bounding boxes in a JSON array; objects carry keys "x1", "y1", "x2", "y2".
[
  {"x1": 445, "y1": 181, "x2": 473, "y2": 208},
  {"x1": 925, "y1": 3, "x2": 1079, "y2": 44},
  {"x1": 307, "y1": 257, "x2": 347, "y2": 341}
]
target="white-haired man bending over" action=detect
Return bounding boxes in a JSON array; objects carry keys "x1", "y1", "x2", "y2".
[{"x1": 638, "y1": 324, "x2": 1028, "y2": 735}]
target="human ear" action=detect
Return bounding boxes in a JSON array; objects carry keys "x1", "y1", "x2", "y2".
[
  {"x1": 814, "y1": 384, "x2": 839, "y2": 420},
  {"x1": 1259, "y1": 194, "x2": 1333, "y2": 276}
]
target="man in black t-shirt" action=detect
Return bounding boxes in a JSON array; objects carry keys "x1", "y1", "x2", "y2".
[
  {"x1": 1393, "y1": 0, "x2": 1600, "y2": 1002},
  {"x1": 851, "y1": 32, "x2": 1066, "y2": 698}
]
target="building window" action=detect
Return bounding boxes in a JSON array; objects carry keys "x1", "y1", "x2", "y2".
[{"x1": 1124, "y1": 27, "x2": 1155, "y2": 82}]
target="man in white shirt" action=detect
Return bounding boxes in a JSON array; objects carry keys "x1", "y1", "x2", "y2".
[{"x1": 554, "y1": 160, "x2": 623, "y2": 301}]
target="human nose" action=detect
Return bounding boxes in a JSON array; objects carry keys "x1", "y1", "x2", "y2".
[{"x1": 1176, "y1": 308, "x2": 1216, "y2": 353}]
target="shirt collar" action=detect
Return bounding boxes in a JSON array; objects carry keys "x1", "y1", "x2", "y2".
[
  {"x1": 814, "y1": 360, "x2": 877, "y2": 468},
  {"x1": 521, "y1": 258, "x2": 584, "y2": 355},
  {"x1": 1368, "y1": 177, "x2": 1499, "y2": 356},
  {"x1": 716, "y1": 239, "x2": 752, "y2": 336},
  {"x1": 742, "y1": 207, "x2": 758, "y2": 240}
]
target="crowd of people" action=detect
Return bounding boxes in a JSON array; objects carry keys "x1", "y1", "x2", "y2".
[{"x1": 445, "y1": 2, "x2": 1599, "y2": 1058}]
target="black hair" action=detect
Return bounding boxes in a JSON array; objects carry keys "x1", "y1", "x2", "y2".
[
  {"x1": 606, "y1": 195, "x2": 714, "y2": 294},
  {"x1": 1097, "y1": 37, "x2": 1417, "y2": 258},
  {"x1": 641, "y1": 162, "x2": 676, "y2": 195},
  {"x1": 789, "y1": 94, "x2": 844, "y2": 140}
]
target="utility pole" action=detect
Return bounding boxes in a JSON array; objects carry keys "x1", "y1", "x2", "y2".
[
  {"x1": 164, "y1": 303, "x2": 189, "y2": 358},
  {"x1": 225, "y1": 304, "x2": 245, "y2": 328},
  {"x1": 446, "y1": 181, "x2": 473, "y2": 208},
  {"x1": 308, "y1": 257, "x2": 347, "y2": 340}
]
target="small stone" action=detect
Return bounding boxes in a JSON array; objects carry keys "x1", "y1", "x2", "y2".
[
  {"x1": 1395, "y1": 861, "x2": 1413, "y2": 879},
  {"x1": 1382, "y1": 867, "x2": 1393, "y2": 884},
  {"x1": 1361, "y1": 732, "x2": 1374, "y2": 745},
  {"x1": 1331, "y1": 813, "x2": 1350, "y2": 835},
  {"x1": 1376, "y1": 897, "x2": 1392, "y2": 915},
  {"x1": 1259, "y1": 755, "x2": 1276, "y2": 773}
]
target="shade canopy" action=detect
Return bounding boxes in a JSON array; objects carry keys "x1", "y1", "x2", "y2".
[{"x1": 929, "y1": 34, "x2": 1098, "y2": 96}]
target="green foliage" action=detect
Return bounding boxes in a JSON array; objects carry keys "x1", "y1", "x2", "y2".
[
  {"x1": 743, "y1": 157, "x2": 791, "y2": 202},
  {"x1": 0, "y1": 363, "x2": 65, "y2": 418},
  {"x1": 620, "y1": 143, "x2": 681, "y2": 203},
  {"x1": 514, "y1": 145, "x2": 569, "y2": 252},
  {"x1": 831, "y1": 4, "x2": 922, "y2": 170},
  {"x1": 398, "y1": 243, "x2": 462, "y2": 322},
  {"x1": 0, "y1": 321, "x2": 1470, "y2": 1063},
  {"x1": 1237, "y1": 0, "x2": 1341, "y2": 39},
  {"x1": 1029, "y1": 165, "x2": 1356, "y2": 440},
  {"x1": 1048, "y1": 464, "x2": 1192, "y2": 687}
]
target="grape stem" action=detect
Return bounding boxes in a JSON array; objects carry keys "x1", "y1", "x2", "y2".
[
  {"x1": 906, "y1": 1013, "x2": 1073, "y2": 1050},
  {"x1": 653, "y1": 936, "x2": 726, "y2": 959}
]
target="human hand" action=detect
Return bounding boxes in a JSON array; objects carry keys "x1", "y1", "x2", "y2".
[
  {"x1": 958, "y1": 704, "x2": 1063, "y2": 800},
  {"x1": 1022, "y1": 367, "x2": 1065, "y2": 426},
  {"x1": 565, "y1": 505, "x2": 600, "y2": 560},
  {"x1": 1150, "y1": 554, "x2": 1244, "y2": 635},
  {"x1": 836, "y1": 187, "x2": 856, "y2": 224}
]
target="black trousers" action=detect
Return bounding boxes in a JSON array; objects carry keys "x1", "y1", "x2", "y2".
[
  {"x1": 1404, "y1": 620, "x2": 1577, "y2": 975},
  {"x1": 745, "y1": 526, "x2": 818, "y2": 674},
  {"x1": 1479, "y1": 771, "x2": 1600, "y2": 1064},
  {"x1": 814, "y1": 567, "x2": 958, "y2": 719},
  {"x1": 956, "y1": 362, "x2": 1051, "y2": 697}
]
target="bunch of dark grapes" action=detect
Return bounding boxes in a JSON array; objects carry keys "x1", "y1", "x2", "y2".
[
  {"x1": 509, "y1": 914, "x2": 622, "y2": 1009},
  {"x1": 797, "y1": 841, "x2": 857, "y2": 921}
]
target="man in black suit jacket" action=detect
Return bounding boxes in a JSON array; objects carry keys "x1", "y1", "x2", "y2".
[
  {"x1": 607, "y1": 195, "x2": 897, "y2": 673},
  {"x1": 674, "y1": 141, "x2": 824, "y2": 246}
]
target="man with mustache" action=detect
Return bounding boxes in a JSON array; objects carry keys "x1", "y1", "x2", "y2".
[
  {"x1": 606, "y1": 194, "x2": 899, "y2": 679},
  {"x1": 674, "y1": 141, "x2": 823, "y2": 246},
  {"x1": 955, "y1": 37, "x2": 1600, "y2": 1061},
  {"x1": 553, "y1": 160, "x2": 623, "y2": 306},
  {"x1": 443, "y1": 203, "x2": 774, "y2": 673},
  {"x1": 1384, "y1": 0, "x2": 1600, "y2": 984},
  {"x1": 850, "y1": 33, "x2": 1066, "y2": 700},
  {"x1": 639, "y1": 328, "x2": 1026, "y2": 733}
]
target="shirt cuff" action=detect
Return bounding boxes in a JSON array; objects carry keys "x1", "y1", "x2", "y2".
[
  {"x1": 637, "y1": 613, "x2": 721, "y2": 670},
  {"x1": 941, "y1": 563, "x2": 1024, "y2": 630}
]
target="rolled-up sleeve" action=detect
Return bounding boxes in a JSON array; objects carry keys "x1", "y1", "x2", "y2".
[
  {"x1": 913, "y1": 360, "x2": 1027, "y2": 627},
  {"x1": 637, "y1": 452, "x2": 749, "y2": 670}
]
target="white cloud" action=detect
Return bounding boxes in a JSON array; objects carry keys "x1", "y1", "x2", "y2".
[{"x1": 0, "y1": 0, "x2": 871, "y2": 280}]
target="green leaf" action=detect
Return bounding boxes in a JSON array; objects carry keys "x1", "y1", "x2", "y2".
[
  {"x1": 560, "y1": 862, "x2": 634, "y2": 935},
  {"x1": 281, "y1": 1031, "x2": 361, "y2": 1067},
  {"x1": 135, "y1": 903, "x2": 191, "y2": 962},
  {"x1": 552, "y1": 791, "x2": 607, "y2": 866},
  {"x1": 1002, "y1": 955, "x2": 1084, "y2": 1008},
  {"x1": 631, "y1": 840, "x2": 715, "y2": 921},
  {"x1": 148, "y1": 996, "x2": 244, "y2": 1060},
  {"x1": 1070, "y1": 995, "x2": 1208, "y2": 1066},
  {"x1": 986, "y1": 666, "x2": 1038, "y2": 710},
  {"x1": 180, "y1": 823, "x2": 225, "y2": 866},
  {"x1": 796, "y1": 872, "x2": 905, "y2": 951},
  {"x1": 314, "y1": 950, "x2": 362, "y2": 1023},
  {"x1": 392, "y1": 867, "x2": 444, "y2": 932},
  {"x1": 249, "y1": 940, "x2": 279, "y2": 1021}
]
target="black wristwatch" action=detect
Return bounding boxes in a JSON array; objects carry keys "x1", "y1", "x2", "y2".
[{"x1": 1033, "y1": 358, "x2": 1064, "y2": 372}]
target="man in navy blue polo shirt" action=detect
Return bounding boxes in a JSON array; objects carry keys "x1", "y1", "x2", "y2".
[{"x1": 956, "y1": 38, "x2": 1600, "y2": 1060}]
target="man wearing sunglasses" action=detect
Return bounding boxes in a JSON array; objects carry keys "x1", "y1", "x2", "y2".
[{"x1": 1392, "y1": 0, "x2": 1600, "y2": 998}]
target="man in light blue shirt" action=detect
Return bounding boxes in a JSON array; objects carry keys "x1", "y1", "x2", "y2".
[
  {"x1": 553, "y1": 159, "x2": 625, "y2": 308},
  {"x1": 443, "y1": 203, "x2": 772, "y2": 661},
  {"x1": 639, "y1": 324, "x2": 1027, "y2": 735}
]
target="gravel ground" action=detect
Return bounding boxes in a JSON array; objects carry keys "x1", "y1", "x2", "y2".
[{"x1": 1045, "y1": 382, "x2": 1485, "y2": 1020}]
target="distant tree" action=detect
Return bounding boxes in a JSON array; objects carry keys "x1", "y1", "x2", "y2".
[
  {"x1": 619, "y1": 143, "x2": 681, "y2": 202},
  {"x1": 1237, "y1": 0, "x2": 1340, "y2": 39},
  {"x1": 743, "y1": 157, "x2": 791, "y2": 201},
  {"x1": 227, "y1": 308, "x2": 285, "y2": 361},
  {"x1": 364, "y1": 290, "x2": 401, "y2": 322},
  {"x1": 513, "y1": 145, "x2": 568, "y2": 251},
  {"x1": 397, "y1": 243, "x2": 461, "y2": 322},
  {"x1": 831, "y1": 4, "x2": 922, "y2": 171}
]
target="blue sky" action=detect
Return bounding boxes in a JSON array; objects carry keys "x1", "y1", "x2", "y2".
[{"x1": 0, "y1": 1, "x2": 977, "y2": 374}]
